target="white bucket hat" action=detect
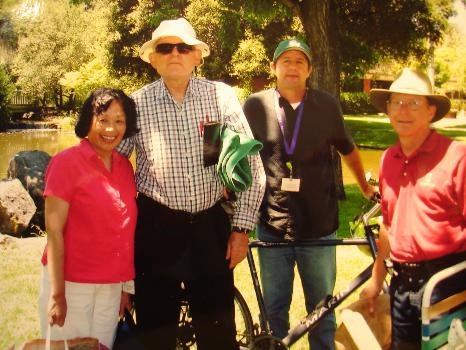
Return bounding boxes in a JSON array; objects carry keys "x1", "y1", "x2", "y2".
[
  {"x1": 139, "y1": 18, "x2": 210, "y2": 63},
  {"x1": 369, "y1": 68, "x2": 451, "y2": 122}
]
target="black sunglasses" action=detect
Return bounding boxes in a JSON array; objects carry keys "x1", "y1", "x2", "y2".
[{"x1": 155, "y1": 43, "x2": 195, "y2": 55}]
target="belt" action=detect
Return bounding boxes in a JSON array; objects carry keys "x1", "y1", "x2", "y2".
[
  {"x1": 139, "y1": 193, "x2": 220, "y2": 224},
  {"x1": 392, "y1": 251, "x2": 466, "y2": 278},
  {"x1": 169, "y1": 206, "x2": 216, "y2": 224}
]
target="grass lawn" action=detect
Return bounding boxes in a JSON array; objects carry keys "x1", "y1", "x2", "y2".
[{"x1": 346, "y1": 114, "x2": 466, "y2": 149}]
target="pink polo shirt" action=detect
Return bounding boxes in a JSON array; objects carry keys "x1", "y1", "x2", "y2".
[
  {"x1": 380, "y1": 131, "x2": 466, "y2": 263},
  {"x1": 42, "y1": 139, "x2": 137, "y2": 283}
]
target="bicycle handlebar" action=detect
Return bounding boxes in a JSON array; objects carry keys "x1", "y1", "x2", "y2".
[{"x1": 248, "y1": 238, "x2": 370, "y2": 248}]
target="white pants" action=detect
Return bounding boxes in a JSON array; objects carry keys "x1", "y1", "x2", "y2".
[{"x1": 39, "y1": 266, "x2": 121, "y2": 349}]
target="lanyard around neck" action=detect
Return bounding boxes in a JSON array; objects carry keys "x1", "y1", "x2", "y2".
[{"x1": 273, "y1": 90, "x2": 305, "y2": 156}]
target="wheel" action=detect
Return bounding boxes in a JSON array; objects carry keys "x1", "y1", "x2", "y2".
[
  {"x1": 234, "y1": 286, "x2": 255, "y2": 348},
  {"x1": 248, "y1": 335, "x2": 287, "y2": 350}
]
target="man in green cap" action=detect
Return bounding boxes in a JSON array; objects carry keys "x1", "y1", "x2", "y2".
[{"x1": 243, "y1": 38, "x2": 374, "y2": 349}]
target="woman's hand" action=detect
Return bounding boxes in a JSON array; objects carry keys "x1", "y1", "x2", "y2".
[
  {"x1": 119, "y1": 292, "x2": 132, "y2": 317},
  {"x1": 48, "y1": 294, "x2": 67, "y2": 327}
]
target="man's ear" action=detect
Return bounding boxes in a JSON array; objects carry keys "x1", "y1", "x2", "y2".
[
  {"x1": 194, "y1": 49, "x2": 202, "y2": 66},
  {"x1": 270, "y1": 61, "x2": 276, "y2": 75},
  {"x1": 307, "y1": 65, "x2": 313, "y2": 78},
  {"x1": 148, "y1": 52, "x2": 158, "y2": 70}
]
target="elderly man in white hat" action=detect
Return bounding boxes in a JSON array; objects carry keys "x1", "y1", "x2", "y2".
[
  {"x1": 117, "y1": 18, "x2": 265, "y2": 349},
  {"x1": 361, "y1": 68, "x2": 466, "y2": 350}
]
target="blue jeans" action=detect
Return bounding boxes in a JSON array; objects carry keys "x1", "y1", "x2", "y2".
[{"x1": 257, "y1": 223, "x2": 336, "y2": 350}]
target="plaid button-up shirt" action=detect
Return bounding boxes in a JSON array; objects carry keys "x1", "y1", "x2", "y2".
[{"x1": 117, "y1": 77, "x2": 265, "y2": 229}]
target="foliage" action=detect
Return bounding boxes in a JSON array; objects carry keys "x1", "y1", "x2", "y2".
[
  {"x1": 0, "y1": 2, "x2": 18, "y2": 65},
  {"x1": 11, "y1": 0, "x2": 113, "y2": 109},
  {"x1": 270, "y1": 0, "x2": 455, "y2": 94},
  {"x1": 340, "y1": 92, "x2": 378, "y2": 115},
  {"x1": 108, "y1": 0, "x2": 185, "y2": 81},
  {"x1": 0, "y1": 63, "x2": 14, "y2": 129},
  {"x1": 434, "y1": 26, "x2": 466, "y2": 95},
  {"x1": 229, "y1": 36, "x2": 270, "y2": 92},
  {"x1": 108, "y1": 0, "x2": 300, "y2": 81},
  {"x1": 6, "y1": 0, "x2": 461, "y2": 112},
  {"x1": 186, "y1": 0, "x2": 242, "y2": 80}
]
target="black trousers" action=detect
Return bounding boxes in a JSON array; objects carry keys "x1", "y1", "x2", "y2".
[{"x1": 134, "y1": 194, "x2": 238, "y2": 350}]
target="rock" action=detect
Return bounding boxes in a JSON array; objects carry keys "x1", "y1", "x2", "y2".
[
  {"x1": 7, "y1": 150, "x2": 51, "y2": 230},
  {"x1": 0, "y1": 178, "x2": 36, "y2": 236}
]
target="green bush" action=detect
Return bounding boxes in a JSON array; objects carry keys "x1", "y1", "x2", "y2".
[
  {"x1": 0, "y1": 64, "x2": 14, "y2": 131},
  {"x1": 230, "y1": 37, "x2": 270, "y2": 92},
  {"x1": 340, "y1": 92, "x2": 378, "y2": 115}
]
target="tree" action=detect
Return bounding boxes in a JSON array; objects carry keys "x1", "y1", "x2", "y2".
[
  {"x1": 229, "y1": 36, "x2": 270, "y2": 93},
  {"x1": 245, "y1": 0, "x2": 454, "y2": 96},
  {"x1": 109, "y1": 0, "x2": 188, "y2": 80},
  {"x1": 434, "y1": 25, "x2": 466, "y2": 109},
  {"x1": 11, "y1": 0, "x2": 111, "y2": 109},
  {"x1": 0, "y1": 63, "x2": 14, "y2": 130},
  {"x1": 0, "y1": 0, "x2": 19, "y2": 65}
]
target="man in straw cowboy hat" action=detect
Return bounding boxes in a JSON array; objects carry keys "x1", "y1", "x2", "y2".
[
  {"x1": 361, "y1": 68, "x2": 466, "y2": 349},
  {"x1": 117, "y1": 18, "x2": 265, "y2": 349}
]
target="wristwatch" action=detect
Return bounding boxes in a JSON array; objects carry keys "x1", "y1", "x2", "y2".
[{"x1": 232, "y1": 226, "x2": 250, "y2": 235}]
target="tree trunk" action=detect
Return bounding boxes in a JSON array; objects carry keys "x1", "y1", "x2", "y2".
[
  {"x1": 281, "y1": 0, "x2": 345, "y2": 199},
  {"x1": 299, "y1": 0, "x2": 340, "y2": 96}
]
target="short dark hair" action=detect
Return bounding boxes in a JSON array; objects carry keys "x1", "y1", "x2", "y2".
[{"x1": 75, "y1": 88, "x2": 138, "y2": 139}]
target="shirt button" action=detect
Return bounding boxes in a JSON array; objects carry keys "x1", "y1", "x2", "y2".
[
  {"x1": 403, "y1": 172, "x2": 407, "y2": 176},
  {"x1": 405, "y1": 160, "x2": 408, "y2": 164}
]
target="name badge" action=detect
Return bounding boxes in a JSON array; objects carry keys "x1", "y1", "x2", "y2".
[{"x1": 281, "y1": 178, "x2": 301, "y2": 192}]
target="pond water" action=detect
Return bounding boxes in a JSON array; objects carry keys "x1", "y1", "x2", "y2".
[
  {"x1": 0, "y1": 130, "x2": 79, "y2": 179},
  {"x1": 0, "y1": 130, "x2": 385, "y2": 183}
]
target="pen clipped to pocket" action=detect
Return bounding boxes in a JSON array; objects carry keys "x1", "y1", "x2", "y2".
[{"x1": 203, "y1": 121, "x2": 221, "y2": 167}]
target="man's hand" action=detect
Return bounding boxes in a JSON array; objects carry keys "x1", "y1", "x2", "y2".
[
  {"x1": 363, "y1": 185, "x2": 377, "y2": 200},
  {"x1": 226, "y1": 231, "x2": 249, "y2": 269},
  {"x1": 48, "y1": 294, "x2": 67, "y2": 327},
  {"x1": 359, "y1": 278, "x2": 383, "y2": 316}
]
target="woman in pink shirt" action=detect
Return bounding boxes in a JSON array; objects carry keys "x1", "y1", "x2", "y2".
[{"x1": 39, "y1": 88, "x2": 138, "y2": 348}]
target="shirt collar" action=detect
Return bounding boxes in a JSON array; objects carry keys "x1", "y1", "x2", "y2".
[
  {"x1": 392, "y1": 129, "x2": 438, "y2": 159},
  {"x1": 157, "y1": 76, "x2": 201, "y2": 101},
  {"x1": 79, "y1": 138, "x2": 120, "y2": 166}
]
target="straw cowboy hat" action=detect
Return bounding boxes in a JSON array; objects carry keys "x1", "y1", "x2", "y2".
[
  {"x1": 369, "y1": 68, "x2": 451, "y2": 122},
  {"x1": 139, "y1": 17, "x2": 210, "y2": 63}
]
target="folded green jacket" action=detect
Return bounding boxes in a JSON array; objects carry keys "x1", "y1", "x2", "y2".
[{"x1": 217, "y1": 126, "x2": 263, "y2": 192}]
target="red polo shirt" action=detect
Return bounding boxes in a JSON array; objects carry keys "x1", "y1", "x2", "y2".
[
  {"x1": 380, "y1": 131, "x2": 466, "y2": 263},
  {"x1": 42, "y1": 139, "x2": 137, "y2": 283}
]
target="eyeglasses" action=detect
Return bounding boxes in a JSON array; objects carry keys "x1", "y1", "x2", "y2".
[
  {"x1": 387, "y1": 99, "x2": 426, "y2": 112},
  {"x1": 155, "y1": 43, "x2": 195, "y2": 55}
]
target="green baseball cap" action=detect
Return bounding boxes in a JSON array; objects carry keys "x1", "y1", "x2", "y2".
[{"x1": 273, "y1": 38, "x2": 312, "y2": 63}]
